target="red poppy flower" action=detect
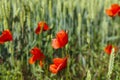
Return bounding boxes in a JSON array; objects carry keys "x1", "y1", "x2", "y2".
[
  {"x1": 35, "y1": 21, "x2": 50, "y2": 34},
  {"x1": 49, "y1": 57, "x2": 67, "y2": 74},
  {"x1": 29, "y1": 47, "x2": 45, "y2": 67},
  {"x1": 106, "y1": 4, "x2": 120, "y2": 17},
  {"x1": 104, "y1": 44, "x2": 118, "y2": 55},
  {"x1": 0, "y1": 29, "x2": 13, "y2": 44},
  {"x1": 118, "y1": 12, "x2": 120, "y2": 16},
  {"x1": 52, "y1": 30, "x2": 68, "y2": 49}
]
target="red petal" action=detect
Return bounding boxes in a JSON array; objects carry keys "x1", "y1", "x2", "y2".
[
  {"x1": 52, "y1": 39, "x2": 60, "y2": 49},
  {"x1": 0, "y1": 29, "x2": 13, "y2": 44},
  {"x1": 106, "y1": 4, "x2": 120, "y2": 17},
  {"x1": 35, "y1": 26, "x2": 41, "y2": 34},
  {"x1": 43, "y1": 22, "x2": 50, "y2": 31},
  {"x1": 30, "y1": 47, "x2": 45, "y2": 61},
  {"x1": 39, "y1": 61, "x2": 44, "y2": 67},
  {"x1": 111, "y1": 7, "x2": 120, "y2": 16},
  {"x1": 118, "y1": 12, "x2": 120, "y2": 16},
  {"x1": 53, "y1": 58, "x2": 64, "y2": 66},
  {"x1": 111, "y1": 4, "x2": 119, "y2": 9},
  {"x1": 35, "y1": 21, "x2": 49, "y2": 34},
  {"x1": 104, "y1": 45, "x2": 112, "y2": 55},
  {"x1": 56, "y1": 57, "x2": 67, "y2": 71},
  {"x1": 104, "y1": 44, "x2": 118, "y2": 55},
  {"x1": 106, "y1": 9, "x2": 114, "y2": 17},
  {"x1": 29, "y1": 56, "x2": 36, "y2": 64},
  {"x1": 56, "y1": 30, "x2": 68, "y2": 48},
  {"x1": 49, "y1": 64, "x2": 58, "y2": 74}
]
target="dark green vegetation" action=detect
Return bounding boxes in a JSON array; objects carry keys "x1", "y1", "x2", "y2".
[{"x1": 0, "y1": 0, "x2": 120, "y2": 80}]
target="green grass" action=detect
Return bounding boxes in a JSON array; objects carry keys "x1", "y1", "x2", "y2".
[{"x1": 0, "y1": 0, "x2": 120, "y2": 80}]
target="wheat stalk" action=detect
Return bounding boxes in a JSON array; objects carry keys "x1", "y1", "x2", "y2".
[
  {"x1": 107, "y1": 48, "x2": 115, "y2": 80},
  {"x1": 86, "y1": 69, "x2": 91, "y2": 80}
]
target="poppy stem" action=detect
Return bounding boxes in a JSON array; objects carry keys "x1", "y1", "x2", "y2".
[
  {"x1": 37, "y1": 32, "x2": 42, "y2": 47},
  {"x1": 65, "y1": 57, "x2": 69, "y2": 80},
  {"x1": 64, "y1": 44, "x2": 69, "y2": 56}
]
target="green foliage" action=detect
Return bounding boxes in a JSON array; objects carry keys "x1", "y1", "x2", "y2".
[{"x1": 0, "y1": 0, "x2": 120, "y2": 80}]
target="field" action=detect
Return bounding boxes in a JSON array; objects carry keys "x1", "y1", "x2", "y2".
[{"x1": 0, "y1": 0, "x2": 120, "y2": 80}]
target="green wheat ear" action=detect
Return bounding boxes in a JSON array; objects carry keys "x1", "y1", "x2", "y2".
[
  {"x1": 86, "y1": 69, "x2": 91, "y2": 80},
  {"x1": 107, "y1": 48, "x2": 115, "y2": 80}
]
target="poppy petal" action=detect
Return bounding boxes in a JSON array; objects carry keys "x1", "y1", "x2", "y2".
[
  {"x1": 29, "y1": 56, "x2": 36, "y2": 64},
  {"x1": 104, "y1": 44, "x2": 118, "y2": 55},
  {"x1": 0, "y1": 41, "x2": 4, "y2": 44},
  {"x1": 111, "y1": 4, "x2": 119, "y2": 9},
  {"x1": 53, "y1": 58, "x2": 64, "y2": 66},
  {"x1": 56, "y1": 57, "x2": 67, "y2": 71},
  {"x1": 118, "y1": 12, "x2": 120, "y2": 16},
  {"x1": 104, "y1": 45, "x2": 112, "y2": 55},
  {"x1": 29, "y1": 47, "x2": 45, "y2": 65},
  {"x1": 30, "y1": 47, "x2": 45, "y2": 60},
  {"x1": 0, "y1": 29, "x2": 13, "y2": 44},
  {"x1": 106, "y1": 9, "x2": 114, "y2": 17},
  {"x1": 39, "y1": 61, "x2": 44, "y2": 67},
  {"x1": 49, "y1": 64, "x2": 58, "y2": 74},
  {"x1": 35, "y1": 26, "x2": 41, "y2": 34},
  {"x1": 52, "y1": 39, "x2": 60, "y2": 49},
  {"x1": 43, "y1": 22, "x2": 50, "y2": 31},
  {"x1": 56, "y1": 30, "x2": 68, "y2": 47},
  {"x1": 49, "y1": 57, "x2": 68, "y2": 74},
  {"x1": 35, "y1": 21, "x2": 49, "y2": 34},
  {"x1": 106, "y1": 4, "x2": 120, "y2": 17}
]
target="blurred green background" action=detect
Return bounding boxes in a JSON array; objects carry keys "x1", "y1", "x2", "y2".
[{"x1": 0, "y1": 0, "x2": 120, "y2": 80}]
